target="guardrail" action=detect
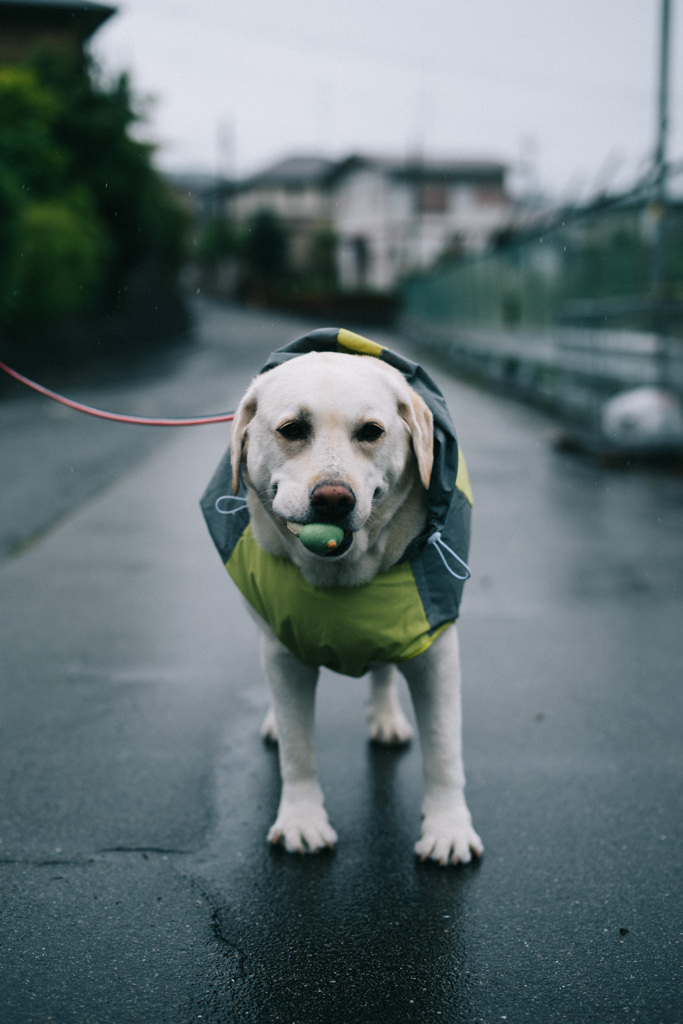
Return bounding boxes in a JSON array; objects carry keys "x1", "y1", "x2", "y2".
[{"x1": 399, "y1": 313, "x2": 683, "y2": 423}]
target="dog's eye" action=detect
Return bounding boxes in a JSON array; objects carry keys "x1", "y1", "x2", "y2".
[
  {"x1": 357, "y1": 422, "x2": 384, "y2": 442},
  {"x1": 277, "y1": 420, "x2": 309, "y2": 441}
]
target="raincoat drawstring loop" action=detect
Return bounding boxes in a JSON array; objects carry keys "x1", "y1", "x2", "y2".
[
  {"x1": 215, "y1": 496, "x2": 248, "y2": 515},
  {"x1": 428, "y1": 531, "x2": 471, "y2": 581}
]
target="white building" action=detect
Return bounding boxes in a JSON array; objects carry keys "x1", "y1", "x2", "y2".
[
  {"x1": 231, "y1": 156, "x2": 336, "y2": 272},
  {"x1": 225, "y1": 153, "x2": 513, "y2": 292},
  {"x1": 330, "y1": 155, "x2": 512, "y2": 291}
]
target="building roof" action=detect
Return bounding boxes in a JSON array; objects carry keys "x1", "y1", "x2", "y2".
[
  {"x1": 331, "y1": 154, "x2": 507, "y2": 184},
  {"x1": 0, "y1": 0, "x2": 116, "y2": 40},
  {"x1": 235, "y1": 153, "x2": 508, "y2": 196},
  {"x1": 241, "y1": 156, "x2": 338, "y2": 189}
]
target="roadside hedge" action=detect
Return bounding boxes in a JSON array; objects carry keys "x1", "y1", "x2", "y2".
[{"x1": 0, "y1": 51, "x2": 186, "y2": 347}]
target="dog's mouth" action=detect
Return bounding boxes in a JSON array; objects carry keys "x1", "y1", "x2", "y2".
[{"x1": 281, "y1": 519, "x2": 354, "y2": 558}]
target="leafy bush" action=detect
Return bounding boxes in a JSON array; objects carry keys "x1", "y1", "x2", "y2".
[
  {"x1": 197, "y1": 218, "x2": 238, "y2": 267},
  {"x1": 0, "y1": 65, "x2": 65, "y2": 193},
  {"x1": 0, "y1": 164, "x2": 23, "y2": 313},
  {"x1": 0, "y1": 50, "x2": 186, "y2": 340},
  {"x1": 11, "y1": 193, "x2": 111, "y2": 328},
  {"x1": 241, "y1": 209, "x2": 289, "y2": 285}
]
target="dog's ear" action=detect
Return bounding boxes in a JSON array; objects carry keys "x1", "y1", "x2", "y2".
[
  {"x1": 399, "y1": 390, "x2": 434, "y2": 490},
  {"x1": 230, "y1": 384, "x2": 258, "y2": 495}
]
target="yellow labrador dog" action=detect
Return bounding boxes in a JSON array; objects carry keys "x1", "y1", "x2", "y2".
[{"x1": 203, "y1": 331, "x2": 482, "y2": 866}]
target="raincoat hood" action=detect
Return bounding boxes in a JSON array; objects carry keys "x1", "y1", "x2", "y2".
[{"x1": 200, "y1": 328, "x2": 472, "y2": 677}]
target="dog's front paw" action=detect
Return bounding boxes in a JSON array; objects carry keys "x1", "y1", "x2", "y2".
[
  {"x1": 268, "y1": 789, "x2": 338, "y2": 855},
  {"x1": 415, "y1": 807, "x2": 483, "y2": 867}
]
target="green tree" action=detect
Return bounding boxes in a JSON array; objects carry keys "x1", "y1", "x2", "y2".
[
  {"x1": 0, "y1": 49, "x2": 186, "y2": 337},
  {"x1": 0, "y1": 65, "x2": 65, "y2": 194},
  {"x1": 308, "y1": 228, "x2": 338, "y2": 289},
  {"x1": 0, "y1": 164, "x2": 23, "y2": 313},
  {"x1": 28, "y1": 48, "x2": 186, "y2": 291},
  {"x1": 197, "y1": 217, "x2": 237, "y2": 268},
  {"x1": 242, "y1": 209, "x2": 289, "y2": 288},
  {"x1": 12, "y1": 192, "x2": 111, "y2": 328}
]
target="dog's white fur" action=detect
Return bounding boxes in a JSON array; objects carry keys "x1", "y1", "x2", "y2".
[{"x1": 230, "y1": 351, "x2": 482, "y2": 865}]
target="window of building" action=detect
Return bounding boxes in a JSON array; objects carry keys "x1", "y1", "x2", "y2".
[
  {"x1": 416, "y1": 183, "x2": 449, "y2": 214},
  {"x1": 476, "y1": 185, "x2": 506, "y2": 205}
]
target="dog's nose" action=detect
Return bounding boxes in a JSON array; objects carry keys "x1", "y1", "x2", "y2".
[{"x1": 310, "y1": 483, "x2": 355, "y2": 521}]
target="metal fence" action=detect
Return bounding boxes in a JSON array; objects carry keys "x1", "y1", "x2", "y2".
[{"x1": 399, "y1": 184, "x2": 683, "y2": 425}]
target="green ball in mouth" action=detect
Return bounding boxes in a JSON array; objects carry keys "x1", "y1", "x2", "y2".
[{"x1": 298, "y1": 523, "x2": 345, "y2": 555}]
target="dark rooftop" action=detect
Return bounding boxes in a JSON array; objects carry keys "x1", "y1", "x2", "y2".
[
  {"x1": 236, "y1": 153, "x2": 508, "y2": 193},
  {"x1": 0, "y1": 0, "x2": 116, "y2": 40},
  {"x1": 333, "y1": 153, "x2": 507, "y2": 183},
  {"x1": 243, "y1": 156, "x2": 338, "y2": 188}
]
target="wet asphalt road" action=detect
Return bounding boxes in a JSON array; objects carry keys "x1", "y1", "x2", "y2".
[{"x1": 0, "y1": 299, "x2": 681, "y2": 1023}]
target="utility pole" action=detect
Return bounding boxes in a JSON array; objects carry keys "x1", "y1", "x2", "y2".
[
  {"x1": 217, "y1": 118, "x2": 235, "y2": 184},
  {"x1": 216, "y1": 118, "x2": 236, "y2": 226},
  {"x1": 652, "y1": 0, "x2": 672, "y2": 296},
  {"x1": 652, "y1": 0, "x2": 673, "y2": 388}
]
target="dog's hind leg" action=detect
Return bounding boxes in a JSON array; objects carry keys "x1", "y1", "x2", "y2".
[
  {"x1": 259, "y1": 628, "x2": 338, "y2": 854},
  {"x1": 260, "y1": 705, "x2": 278, "y2": 743},
  {"x1": 367, "y1": 664, "x2": 414, "y2": 745}
]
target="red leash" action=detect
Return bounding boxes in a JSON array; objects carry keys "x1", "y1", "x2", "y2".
[{"x1": 0, "y1": 359, "x2": 234, "y2": 426}]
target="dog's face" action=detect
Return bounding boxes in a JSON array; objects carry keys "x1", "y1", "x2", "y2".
[{"x1": 230, "y1": 352, "x2": 433, "y2": 576}]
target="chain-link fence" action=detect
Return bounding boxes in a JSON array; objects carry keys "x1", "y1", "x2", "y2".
[{"x1": 400, "y1": 178, "x2": 683, "y2": 434}]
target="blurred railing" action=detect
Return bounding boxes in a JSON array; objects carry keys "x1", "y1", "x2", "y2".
[{"x1": 399, "y1": 178, "x2": 683, "y2": 424}]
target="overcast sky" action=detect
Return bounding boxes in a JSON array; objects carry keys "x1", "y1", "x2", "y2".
[{"x1": 91, "y1": 0, "x2": 682, "y2": 199}]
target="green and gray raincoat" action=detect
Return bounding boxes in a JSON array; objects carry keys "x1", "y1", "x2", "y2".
[{"x1": 200, "y1": 328, "x2": 473, "y2": 678}]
